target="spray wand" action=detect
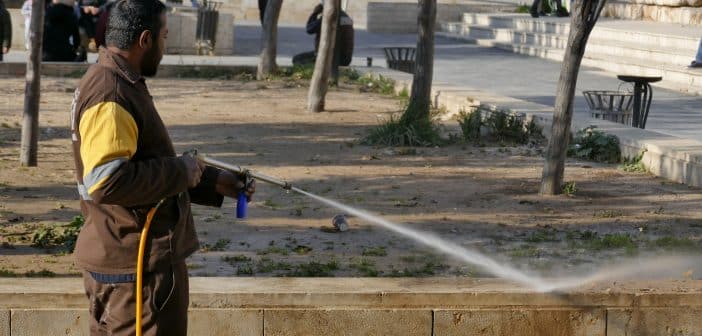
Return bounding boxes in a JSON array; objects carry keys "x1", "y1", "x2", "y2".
[{"x1": 194, "y1": 152, "x2": 294, "y2": 218}]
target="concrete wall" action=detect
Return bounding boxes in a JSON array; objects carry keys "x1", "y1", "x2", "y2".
[
  {"x1": 0, "y1": 278, "x2": 700, "y2": 335},
  {"x1": 196, "y1": 0, "x2": 508, "y2": 29},
  {"x1": 166, "y1": 10, "x2": 236, "y2": 55},
  {"x1": 7, "y1": 9, "x2": 25, "y2": 52}
]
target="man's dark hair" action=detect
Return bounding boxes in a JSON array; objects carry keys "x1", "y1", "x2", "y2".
[{"x1": 106, "y1": 0, "x2": 167, "y2": 50}]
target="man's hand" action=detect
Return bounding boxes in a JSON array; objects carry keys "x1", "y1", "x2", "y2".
[
  {"x1": 2, "y1": 47, "x2": 8, "y2": 54},
  {"x1": 180, "y1": 155, "x2": 205, "y2": 188},
  {"x1": 215, "y1": 171, "x2": 256, "y2": 201}
]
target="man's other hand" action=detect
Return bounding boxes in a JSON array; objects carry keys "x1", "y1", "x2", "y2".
[
  {"x1": 180, "y1": 155, "x2": 205, "y2": 188},
  {"x1": 2, "y1": 47, "x2": 8, "y2": 54},
  {"x1": 215, "y1": 171, "x2": 256, "y2": 201}
]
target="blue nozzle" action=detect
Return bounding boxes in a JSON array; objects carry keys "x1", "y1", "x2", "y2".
[{"x1": 236, "y1": 192, "x2": 248, "y2": 219}]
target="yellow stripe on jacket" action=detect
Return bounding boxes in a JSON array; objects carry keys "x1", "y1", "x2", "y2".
[{"x1": 79, "y1": 102, "x2": 138, "y2": 195}]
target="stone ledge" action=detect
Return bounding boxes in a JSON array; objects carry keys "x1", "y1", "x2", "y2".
[
  {"x1": 604, "y1": 1, "x2": 702, "y2": 25},
  {"x1": 1, "y1": 278, "x2": 701, "y2": 310},
  {"x1": 434, "y1": 308, "x2": 606, "y2": 336},
  {"x1": 0, "y1": 279, "x2": 700, "y2": 335}
]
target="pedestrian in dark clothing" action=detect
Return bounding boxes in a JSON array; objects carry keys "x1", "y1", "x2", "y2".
[
  {"x1": 71, "y1": 1, "x2": 255, "y2": 334},
  {"x1": 259, "y1": 0, "x2": 268, "y2": 25},
  {"x1": 43, "y1": 0, "x2": 82, "y2": 62},
  {"x1": 93, "y1": 0, "x2": 116, "y2": 48},
  {"x1": 530, "y1": 0, "x2": 569, "y2": 18},
  {"x1": 0, "y1": 0, "x2": 12, "y2": 62},
  {"x1": 292, "y1": 3, "x2": 355, "y2": 67}
]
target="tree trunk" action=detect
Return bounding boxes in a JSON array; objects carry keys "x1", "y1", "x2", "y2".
[
  {"x1": 307, "y1": 0, "x2": 340, "y2": 113},
  {"x1": 20, "y1": 0, "x2": 44, "y2": 167},
  {"x1": 540, "y1": 0, "x2": 607, "y2": 195},
  {"x1": 256, "y1": 0, "x2": 283, "y2": 80},
  {"x1": 400, "y1": 0, "x2": 436, "y2": 125}
]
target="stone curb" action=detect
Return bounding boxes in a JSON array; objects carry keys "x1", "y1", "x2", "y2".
[{"x1": 0, "y1": 278, "x2": 700, "y2": 335}]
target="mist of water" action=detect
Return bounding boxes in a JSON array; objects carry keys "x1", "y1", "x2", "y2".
[{"x1": 292, "y1": 187, "x2": 699, "y2": 292}]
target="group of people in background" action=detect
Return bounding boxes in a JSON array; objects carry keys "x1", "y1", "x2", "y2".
[{"x1": 0, "y1": 0, "x2": 116, "y2": 62}]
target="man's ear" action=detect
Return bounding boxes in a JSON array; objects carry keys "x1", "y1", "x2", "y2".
[{"x1": 138, "y1": 30, "x2": 153, "y2": 50}]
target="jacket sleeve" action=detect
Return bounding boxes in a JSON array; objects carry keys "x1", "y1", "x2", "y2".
[
  {"x1": 188, "y1": 166, "x2": 224, "y2": 207},
  {"x1": 78, "y1": 101, "x2": 190, "y2": 207},
  {"x1": 1, "y1": 9, "x2": 11, "y2": 49}
]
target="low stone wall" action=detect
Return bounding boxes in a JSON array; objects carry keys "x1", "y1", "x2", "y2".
[
  {"x1": 0, "y1": 278, "x2": 700, "y2": 335},
  {"x1": 367, "y1": 1, "x2": 517, "y2": 33},
  {"x1": 603, "y1": 0, "x2": 702, "y2": 25},
  {"x1": 4, "y1": 8, "x2": 236, "y2": 56}
]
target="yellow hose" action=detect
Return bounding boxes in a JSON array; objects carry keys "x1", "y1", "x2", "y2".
[{"x1": 136, "y1": 204, "x2": 161, "y2": 336}]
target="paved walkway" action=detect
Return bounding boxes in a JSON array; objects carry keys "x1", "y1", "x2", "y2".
[{"x1": 3, "y1": 20, "x2": 701, "y2": 142}]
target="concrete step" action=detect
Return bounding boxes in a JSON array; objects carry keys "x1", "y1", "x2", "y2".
[
  {"x1": 440, "y1": 22, "x2": 695, "y2": 67},
  {"x1": 436, "y1": 29, "x2": 702, "y2": 95},
  {"x1": 461, "y1": 13, "x2": 699, "y2": 53},
  {"x1": 440, "y1": 14, "x2": 702, "y2": 95},
  {"x1": 489, "y1": 42, "x2": 702, "y2": 95}
]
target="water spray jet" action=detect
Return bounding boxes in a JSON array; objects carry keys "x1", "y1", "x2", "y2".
[{"x1": 196, "y1": 153, "x2": 700, "y2": 292}]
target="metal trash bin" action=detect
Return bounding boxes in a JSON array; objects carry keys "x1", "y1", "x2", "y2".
[
  {"x1": 383, "y1": 47, "x2": 416, "y2": 74},
  {"x1": 196, "y1": 1, "x2": 221, "y2": 56},
  {"x1": 583, "y1": 90, "x2": 634, "y2": 126}
]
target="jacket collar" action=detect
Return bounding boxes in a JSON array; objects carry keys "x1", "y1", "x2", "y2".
[{"x1": 98, "y1": 47, "x2": 144, "y2": 85}]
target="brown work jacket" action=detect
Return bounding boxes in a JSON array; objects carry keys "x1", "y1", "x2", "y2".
[{"x1": 70, "y1": 48, "x2": 223, "y2": 274}]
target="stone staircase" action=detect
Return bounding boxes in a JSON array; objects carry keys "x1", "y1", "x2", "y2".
[{"x1": 438, "y1": 13, "x2": 702, "y2": 95}]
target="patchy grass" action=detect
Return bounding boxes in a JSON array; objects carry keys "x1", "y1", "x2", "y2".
[
  {"x1": 525, "y1": 230, "x2": 558, "y2": 243},
  {"x1": 350, "y1": 258, "x2": 380, "y2": 277},
  {"x1": 24, "y1": 269, "x2": 56, "y2": 277},
  {"x1": 257, "y1": 246, "x2": 289, "y2": 256},
  {"x1": 620, "y1": 150, "x2": 648, "y2": 173},
  {"x1": 236, "y1": 263, "x2": 254, "y2": 276},
  {"x1": 355, "y1": 74, "x2": 396, "y2": 95},
  {"x1": 256, "y1": 257, "x2": 293, "y2": 273},
  {"x1": 593, "y1": 210, "x2": 624, "y2": 218},
  {"x1": 586, "y1": 233, "x2": 636, "y2": 251},
  {"x1": 287, "y1": 260, "x2": 339, "y2": 277},
  {"x1": 361, "y1": 246, "x2": 387, "y2": 257},
  {"x1": 201, "y1": 238, "x2": 231, "y2": 252},
  {"x1": 30, "y1": 215, "x2": 84, "y2": 252},
  {"x1": 222, "y1": 255, "x2": 252, "y2": 265},
  {"x1": 509, "y1": 244, "x2": 540, "y2": 258},
  {"x1": 651, "y1": 236, "x2": 700, "y2": 251},
  {"x1": 362, "y1": 114, "x2": 442, "y2": 147},
  {"x1": 293, "y1": 245, "x2": 313, "y2": 255},
  {"x1": 568, "y1": 126, "x2": 621, "y2": 163},
  {"x1": 562, "y1": 181, "x2": 577, "y2": 197}
]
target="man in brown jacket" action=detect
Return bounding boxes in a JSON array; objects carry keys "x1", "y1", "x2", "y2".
[{"x1": 70, "y1": 0, "x2": 254, "y2": 334}]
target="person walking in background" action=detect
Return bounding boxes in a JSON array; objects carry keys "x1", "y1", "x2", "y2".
[
  {"x1": 0, "y1": 0, "x2": 11, "y2": 62},
  {"x1": 689, "y1": 38, "x2": 702, "y2": 68},
  {"x1": 43, "y1": 0, "x2": 81, "y2": 62},
  {"x1": 292, "y1": 2, "x2": 355, "y2": 67},
  {"x1": 21, "y1": 0, "x2": 32, "y2": 50},
  {"x1": 530, "y1": 0, "x2": 569, "y2": 18},
  {"x1": 259, "y1": 0, "x2": 268, "y2": 25}
]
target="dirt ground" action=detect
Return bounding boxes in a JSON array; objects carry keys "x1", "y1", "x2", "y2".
[{"x1": 0, "y1": 77, "x2": 701, "y2": 280}]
